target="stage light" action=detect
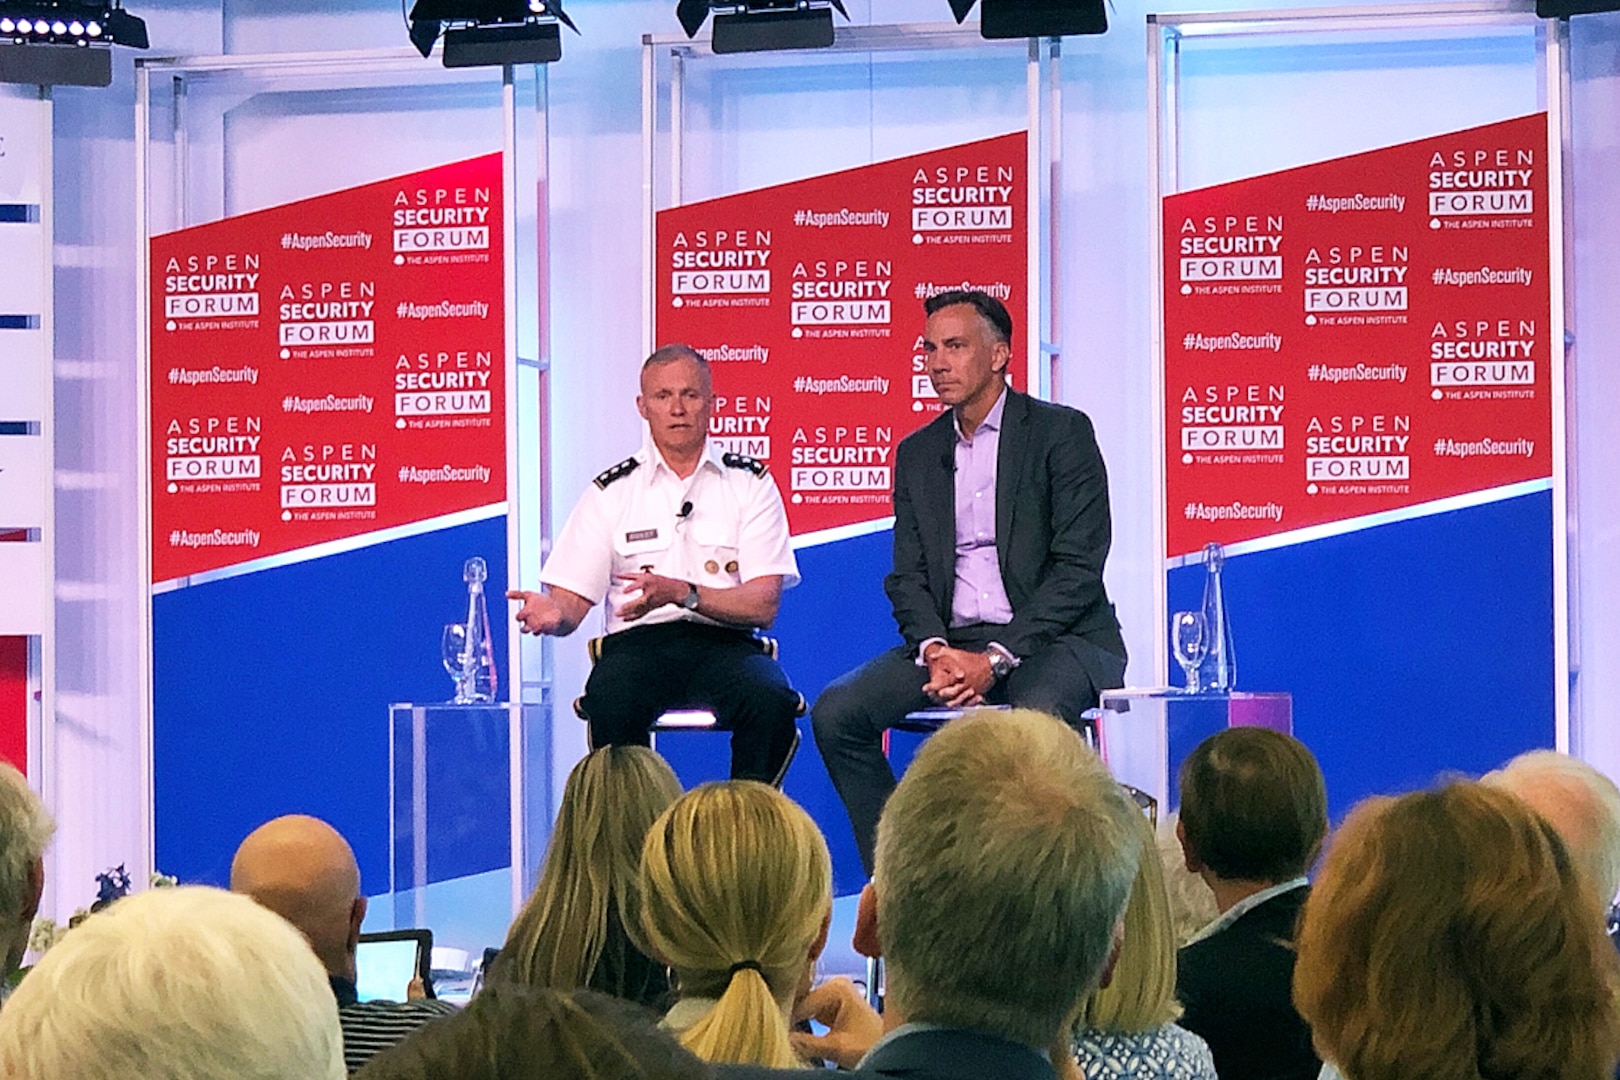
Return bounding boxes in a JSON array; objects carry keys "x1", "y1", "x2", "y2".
[
  {"x1": 946, "y1": 0, "x2": 1109, "y2": 39},
  {"x1": 406, "y1": 0, "x2": 577, "y2": 67},
  {"x1": 0, "y1": 0, "x2": 145, "y2": 86},
  {"x1": 676, "y1": 0, "x2": 850, "y2": 55},
  {"x1": 1537, "y1": 0, "x2": 1620, "y2": 16}
]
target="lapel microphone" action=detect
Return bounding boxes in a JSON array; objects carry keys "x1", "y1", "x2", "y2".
[{"x1": 677, "y1": 500, "x2": 693, "y2": 519}]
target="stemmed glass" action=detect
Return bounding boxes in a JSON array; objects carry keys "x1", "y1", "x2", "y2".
[
  {"x1": 441, "y1": 623, "x2": 471, "y2": 703},
  {"x1": 1172, "y1": 611, "x2": 1208, "y2": 694}
]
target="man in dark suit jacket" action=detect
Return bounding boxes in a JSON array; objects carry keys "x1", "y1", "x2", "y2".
[
  {"x1": 1175, "y1": 727, "x2": 1328, "y2": 1080},
  {"x1": 812, "y1": 289, "x2": 1126, "y2": 873},
  {"x1": 785, "y1": 711, "x2": 1141, "y2": 1080}
]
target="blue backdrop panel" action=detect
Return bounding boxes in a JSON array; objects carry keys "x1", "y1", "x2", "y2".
[
  {"x1": 153, "y1": 517, "x2": 509, "y2": 891},
  {"x1": 657, "y1": 526, "x2": 899, "y2": 896},
  {"x1": 391, "y1": 705, "x2": 513, "y2": 890},
  {"x1": 1167, "y1": 489, "x2": 1555, "y2": 822}
]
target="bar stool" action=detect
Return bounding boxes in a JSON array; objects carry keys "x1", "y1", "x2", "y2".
[{"x1": 572, "y1": 635, "x2": 805, "y2": 788}]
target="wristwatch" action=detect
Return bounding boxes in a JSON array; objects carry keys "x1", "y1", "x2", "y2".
[
  {"x1": 681, "y1": 583, "x2": 701, "y2": 611},
  {"x1": 988, "y1": 650, "x2": 1014, "y2": 681}
]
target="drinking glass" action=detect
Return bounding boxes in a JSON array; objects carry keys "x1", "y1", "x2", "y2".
[{"x1": 1172, "y1": 610, "x2": 1208, "y2": 694}]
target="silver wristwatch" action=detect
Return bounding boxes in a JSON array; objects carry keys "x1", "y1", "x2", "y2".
[
  {"x1": 988, "y1": 650, "x2": 1014, "y2": 681},
  {"x1": 681, "y1": 583, "x2": 701, "y2": 611}
]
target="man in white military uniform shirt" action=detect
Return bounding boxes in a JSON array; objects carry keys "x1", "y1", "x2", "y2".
[{"x1": 507, "y1": 344, "x2": 803, "y2": 781}]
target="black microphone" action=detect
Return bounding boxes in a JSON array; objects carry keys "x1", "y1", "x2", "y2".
[{"x1": 678, "y1": 500, "x2": 693, "y2": 519}]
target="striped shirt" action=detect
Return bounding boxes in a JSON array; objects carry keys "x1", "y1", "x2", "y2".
[{"x1": 330, "y1": 975, "x2": 458, "y2": 1073}]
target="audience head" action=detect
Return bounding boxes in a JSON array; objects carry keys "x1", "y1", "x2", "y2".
[
  {"x1": 0, "y1": 762, "x2": 52, "y2": 981},
  {"x1": 230, "y1": 813, "x2": 365, "y2": 981},
  {"x1": 1079, "y1": 808, "x2": 1181, "y2": 1035},
  {"x1": 497, "y1": 746, "x2": 682, "y2": 998},
  {"x1": 355, "y1": 985, "x2": 709, "y2": 1080},
  {"x1": 638, "y1": 780, "x2": 832, "y2": 1068},
  {"x1": 0, "y1": 884, "x2": 345, "y2": 1079},
  {"x1": 868, "y1": 708, "x2": 1141, "y2": 1050},
  {"x1": 1177, "y1": 726, "x2": 1327, "y2": 885},
  {"x1": 1296, "y1": 781, "x2": 1620, "y2": 1080},
  {"x1": 1484, "y1": 749, "x2": 1620, "y2": 907}
]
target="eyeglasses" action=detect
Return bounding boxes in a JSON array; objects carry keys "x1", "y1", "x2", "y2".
[{"x1": 1122, "y1": 783, "x2": 1158, "y2": 827}]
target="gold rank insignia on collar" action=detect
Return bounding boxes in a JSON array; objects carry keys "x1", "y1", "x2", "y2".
[
  {"x1": 593, "y1": 456, "x2": 640, "y2": 489},
  {"x1": 722, "y1": 452, "x2": 767, "y2": 477}
]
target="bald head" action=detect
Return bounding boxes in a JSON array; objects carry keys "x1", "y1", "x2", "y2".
[{"x1": 231, "y1": 815, "x2": 365, "y2": 978}]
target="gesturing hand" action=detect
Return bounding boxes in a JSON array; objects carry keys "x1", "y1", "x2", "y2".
[
  {"x1": 614, "y1": 572, "x2": 683, "y2": 621},
  {"x1": 506, "y1": 589, "x2": 564, "y2": 635}
]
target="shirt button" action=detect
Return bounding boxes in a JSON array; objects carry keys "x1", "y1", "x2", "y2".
[
  {"x1": 982, "y1": 592, "x2": 990, "y2": 599},
  {"x1": 974, "y1": 491, "x2": 983, "y2": 499}
]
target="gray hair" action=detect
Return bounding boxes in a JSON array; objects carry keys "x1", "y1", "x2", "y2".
[
  {"x1": 0, "y1": 762, "x2": 52, "y2": 924},
  {"x1": 0, "y1": 886, "x2": 345, "y2": 1079},
  {"x1": 1484, "y1": 749, "x2": 1620, "y2": 905},
  {"x1": 874, "y1": 709, "x2": 1141, "y2": 1048}
]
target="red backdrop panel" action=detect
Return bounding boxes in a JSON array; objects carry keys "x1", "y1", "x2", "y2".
[
  {"x1": 657, "y1": 132, "x2": 1029, "y2": 537},
  {"x1": 0, "y1": 636, "x2": 25, "y2": 773},
  {"x1": 1163, "y1": 114, "x2": 1552, "y2": 557},
  {"x1": 149, "y1": 154, "x2": 508, "y2": 583}
]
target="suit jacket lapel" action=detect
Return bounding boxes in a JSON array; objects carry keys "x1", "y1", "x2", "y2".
[
  {"x1": 919, "y1": 414, "x2": 957, "y2": 617},
  {"x1": 995, "y1": 388, "x2": 1029, "y2": 579}
]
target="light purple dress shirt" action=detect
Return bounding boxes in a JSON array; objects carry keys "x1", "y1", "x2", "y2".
[{"x1": 951, "y1": 387, "x2": 1014, "y2": 628}]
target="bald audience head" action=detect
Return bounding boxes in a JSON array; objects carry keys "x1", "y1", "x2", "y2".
[
  {"x1": 231, "y1": 815, "x2": 365, "y2": 980},
  {"x1": 1484, "y1": 750, "x2": 1620, "y2": 908}
]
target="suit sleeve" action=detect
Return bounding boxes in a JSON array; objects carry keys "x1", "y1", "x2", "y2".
[
  {"x1": 884, "y1": 437, "x2": 949, "y2": 647},
  {"x1": 998, "y1": 410, "x2": 1113, "y2": 658}
]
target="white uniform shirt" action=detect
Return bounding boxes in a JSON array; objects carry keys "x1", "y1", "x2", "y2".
[{"x1": 541, "y1": 437, "x2": 800, "y2": 637}]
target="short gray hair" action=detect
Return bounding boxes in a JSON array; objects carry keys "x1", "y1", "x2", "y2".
[
  {"x1": 0, "y1": 885, "x2": 345, "y2": 1079},
  {"x1": 874, "y1": 709, "x2": 1141, "y2": 1048},
  {"x1": 1484, "y1": 749, "x2": 1620, "y2": 905},
  {"x1": 0, "y1": 762, "x2": 52, "y2": 923}
]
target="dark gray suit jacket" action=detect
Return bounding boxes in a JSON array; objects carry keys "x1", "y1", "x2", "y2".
[
  {"x1": 885, "y1": 388, "x2": 1125, "y2": 665},
  {"x1": 717, "y1": 1026, "x2": 1058, "y2": 1080}
]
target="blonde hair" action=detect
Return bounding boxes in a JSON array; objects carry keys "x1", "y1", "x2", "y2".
[
  {"x1": 876, "y1": 709, "x2": 1141, "y2": 1050},
  {"x1": 0, "y1": 885, "x2": 344, "y2": 1079},
  {"x1": 1080, "y1": 809, "x2": 1181, "y2": 1033},
  {"x1": 1296, "y1": 781, "x2": 1620, "y2": 1080},
  {"x1": 498, "y1": 747, "x2": 682, "y2": 992},
  {"x1": 638, "y1": 781, "x2": 831, "y2": 1068}
]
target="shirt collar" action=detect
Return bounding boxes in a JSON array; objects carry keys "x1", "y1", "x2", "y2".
[
  {"x1": 642, "y1": 434, "x2": 724, "y2": 479},
  {"x1": 329, "y1": 974, "x2": 358, "y2": 1008},
  {"x1": 1183, "y1": 877, "x2": 1309, "y2": 946},
  {"x1": 955, "y1": 383, "x2": 1008, "y2": 443}
]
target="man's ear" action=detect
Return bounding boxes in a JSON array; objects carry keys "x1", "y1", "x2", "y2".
[
  {"x1": 21, "y1": 857, "x2": 44, "y2": 921},
  {"x1": 348, "y1": 895, "x2": 367, "y2": 952},
  {"x1": 1176, "y1": 817, "x2": 1204, "y2": 874},
  {"x1": 852, "y1": 883, "x2": 882, "y2": 959}
]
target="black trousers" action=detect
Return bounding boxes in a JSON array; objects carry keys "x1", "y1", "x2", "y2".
[
  {"x1": 580, "y1": 621, "x2": 800, "y2": 783},
  {"x1": 811, "y1": 624, "x2": 1126, "y2": 875}
]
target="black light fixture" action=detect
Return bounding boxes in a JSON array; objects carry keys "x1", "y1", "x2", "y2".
[
  {"x1": 407, "y1": 0, "x2": 577, "y2": 67},
  {"x1": 676, "y1": 0, "x2": 850, "y2": 55},
  {"x1": 0, "y1": 0, "x2": 147, "y2": 87},
  {"x1": 1536, "y1": 0, "x2": 1620, "y2": 16},
  {"x1": 946, "y1": 0, "x2": 1108, "y2": 39}
]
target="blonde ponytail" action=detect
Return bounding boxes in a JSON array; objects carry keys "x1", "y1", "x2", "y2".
[{"x1": 640, "y1": 781, "x2": 832, "y2": 1069}]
